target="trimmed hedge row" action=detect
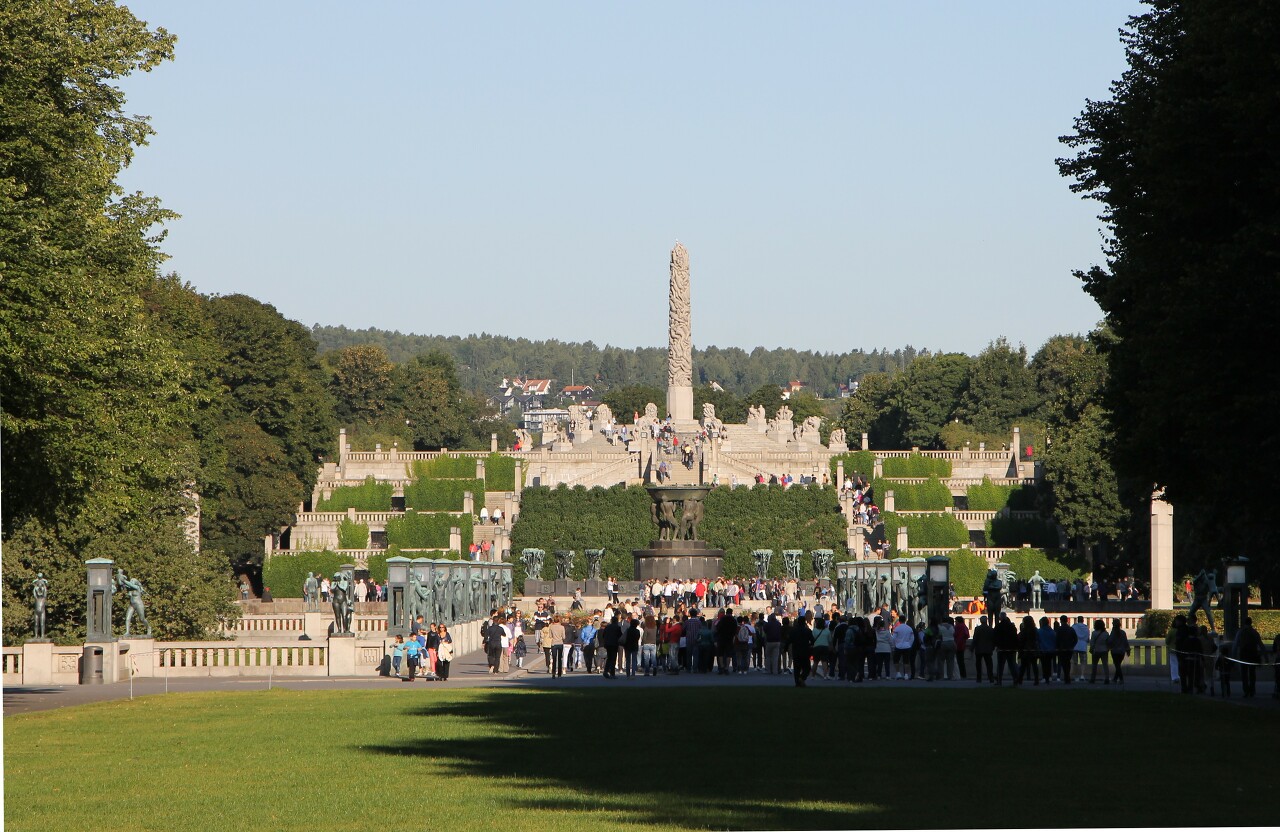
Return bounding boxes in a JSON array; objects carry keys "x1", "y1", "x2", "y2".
[
  {"x1": 966, "y1": 476, "x2": 1037, "y2": 511},
  {"x1": 892, "y1": 547, "x2": 988, "y2": 597},
  {"x1": 385, "y1": 510, "x2": 471, "y2": 551},
  {"x1": 1137, "y1": 609, "x2": 1280, "y2": 641},
  {"x1": 262, "y1": 551, "x2": 389, "y2": 598},
  {"x1": 882, "y1": 453, "x2": 951, "y2": 478},
  {"x1": 316, "y1": 476, "x2": 393, "y2": 511},
  {"x1": 881, "y1": 511, "x2": 969, "y2": 551},
  {"x1": 337, "y1": 518, "x2": 369, "y2": 549},
  {"x1": 997, "y1": 548, "x2": 1083, "y2": 583},
  {"x1": 509, "y1": 484, "x2": 847, "y2": 586},
  {"x1": 829, "y1": 451, "x2": 876, "y2": 483},
  {"x1": 404, "y1": 478, "x2": 484, "y2": 511},
  {"x1": 875, "y1": 477, "x2": 953, "y2": 511}
]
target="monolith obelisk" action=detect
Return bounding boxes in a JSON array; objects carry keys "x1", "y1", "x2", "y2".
[{"x1": 667, "y1": 243, "x2": 695, "y2": 427}]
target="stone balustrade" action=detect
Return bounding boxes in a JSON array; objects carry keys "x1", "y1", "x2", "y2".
[
  {"x1": 227, "y1": 615, "x2": 305, "y2": 633},
  {"x1": 3, "y1": 647, "x2": 21, "y2": 677},
  {"x1": 158, "y1": 642, "x2": 329, "y2": 675}
]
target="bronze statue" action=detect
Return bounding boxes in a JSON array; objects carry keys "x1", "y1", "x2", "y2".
[
  {"x1": 32, "y1": 573, "x2": 49, "y2": 639},
  {"x1": 114, "y1": 568, "x2": 151, "y2": 637},
  {"x1": 680, "y1": 498, "x2": 703, "y2": 540},
  {"x1": 330, "y1": 570, "x2": 354, "y2": 634}
]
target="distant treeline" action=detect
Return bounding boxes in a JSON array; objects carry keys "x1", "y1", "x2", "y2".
[{"x1": 311, "y1": 325, "x2": 923, "y2": 396}]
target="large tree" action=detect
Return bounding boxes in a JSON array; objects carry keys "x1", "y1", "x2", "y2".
[
  {"x1": 0, "y1": 2, "x2": 237, "y2": 642},
  {"x1": 1058, "y1": 1, "x2": 1280, "y2": 581},
  {"x1": 889, "y1": 353, "x2": 972, "y2": 448},
  {"x1": 955, "y1": 338, "x2": 1037, "y2": 436}
]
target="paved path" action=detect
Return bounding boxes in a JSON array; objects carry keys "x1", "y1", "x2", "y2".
[{"x1": 5, "y1": 650, "x2": 1276, "y2": 716}]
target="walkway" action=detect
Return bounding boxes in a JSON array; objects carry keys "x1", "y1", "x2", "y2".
[{"x1": 5, "y1": 648, "x2": 1275, "y2": 716}]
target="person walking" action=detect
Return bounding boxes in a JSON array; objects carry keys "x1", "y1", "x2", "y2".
[
  {"x1": 790, "y1": 612, "x2": 815, "y2": 687},
  {"x1": 1072, "y1": 616, "x2": 1090, "y2": 682},
  {"x1": 436, "y1": 625, "x2": 453, "y2": 680},
  {"x1": 1233, "y1": 616, "x2": 1264, "y2": 698},
  {"x1": 391, "y1": 635, "x2": 406, "y2": 679},
  {"x1": 640, "y1": 615, "x2": 659, "y2": 676},
  {"x1": 873, "y1": 616, "x2": 893, "y2": 681},
  {"x1": 1107, "y1": 618, "x2": 1130, "y2": 684},
  {"x1": 972, "y1": 615, "x2": 995, "y2": 683},
  {"x1": 994, "y1": 613, "x2": 1019, "y2": 686},
  {"x1": 1056, "y1": 615, "x2": 1077, "y2": 684},
  {"x1": 623, "y1": 615, "x2": 642, "y2": 677},
  {"x1": 601, "y1": 614, "x2": 622, "y2": 678},
  {"x1": 549, "y1": 615, "x2": 567, "y2": 678},
  {"x1": 404, "y1": 635, "x2": 421, "y2": 681},
  {"x1": 1089, "y1": 619, "x2": 1110, "y2": 683},
  {"x1": 953, "y1": 617, "x2": 970, "y2": 680}
]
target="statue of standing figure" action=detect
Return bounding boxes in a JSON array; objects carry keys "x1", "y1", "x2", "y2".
[
  {"x1": 982, "y1": 569, "x2": 1004, "y2": 622},
  {"x1": 1188, "y1": 567, "x2": 1217, "y2": 631},
  {"x1": 520, "y1": 548, "x2": 545, "y2": 581},
  {"x1": 1029, "y1": 570, "x2": 1045, "y2": 609},
  {"x1": 585, "y1": 549, "x2": 604, "y2": 581},
  {"x1": 554, "y1": 550, "x2": 574, "y2": 581},
  {"x1": 810, "y1": 550, "x2": 834, "y2": 580},
  {"x1": 752, "y1": 549, "x2": 773, "y2": 579},
  {"x1": 680, "y1": 499, "x2": 704, "y2": 541},
  {"x1": 781, "y1": 550, "x2": 802, "y2": 581},
  {"x1": 303, "y1": 572, "x2": 320, "y2": 612},
  {"x1": 114, "y1": 569, "x2": 151, "y2": 637},
  {"x1": 32, "y1": 573, "x2": 49, "y2": 640},
  {"x1": 330, "y1": 569, "x2": 354, "y2": 634},
  {"x1": 433, "y1": 569, "x2": 450, "y2": 626}
]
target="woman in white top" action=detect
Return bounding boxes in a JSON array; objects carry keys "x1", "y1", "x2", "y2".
[{"x1": 479, "y1": 506, "x2": 489, "y2": 524}]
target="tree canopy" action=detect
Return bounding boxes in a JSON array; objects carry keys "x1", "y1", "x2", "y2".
[{"x1": 1058, "y1": 0, "x2": 1280, "y2": 585}]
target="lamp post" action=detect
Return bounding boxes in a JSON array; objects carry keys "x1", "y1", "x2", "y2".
[
  {"x1": 386, "y1": 556, "x2": 410, "y2": 637},
  {"x1": 1223, "y1": 557, "x2": 1248, "y2": 641},
  {"x1": 86, "y1": 558, "x2": 115, "y2": 642},
  {"x1": 927, "y1": 556, "x2": 951, "y2": 627}
]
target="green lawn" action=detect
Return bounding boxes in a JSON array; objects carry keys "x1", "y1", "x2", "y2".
[{"x1": 4, "y1": 687, "x2": 1276, "y2": 831}]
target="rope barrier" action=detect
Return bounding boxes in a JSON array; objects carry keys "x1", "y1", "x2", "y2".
[{"x1": 1168, "y1": 648, "x2": 1277, "y2": 667}]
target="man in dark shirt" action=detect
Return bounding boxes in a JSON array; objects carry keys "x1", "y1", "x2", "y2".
[
  {"x1": 789, "y1": 612, "x2": 814, "y2": 687},
  {"x1": 715, "y1": 609, "x2": 738, "y2": 675},
  {"x1": 971, "y1": 615, "x2": 995, "y2": 683},
  {"x1": 601, "y1": 617, "x2": 623, "y2": 679},
  {"x1": 993, "y1": 613, "x2": 1019, "y2": 686},
  {"x1": 623, "y1": 615, "x2": 642, "y2": 677}
]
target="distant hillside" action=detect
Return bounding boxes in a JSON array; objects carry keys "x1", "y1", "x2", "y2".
[{"x1": 311, "y1": 325, "x2": 921, "y2": 397}]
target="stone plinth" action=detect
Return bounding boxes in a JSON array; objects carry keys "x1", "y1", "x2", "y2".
[
  {"x1": 524, "y1": 579, "x2": 557, "y2": 598},
  {"x1": 22, "y1": 641, "x2": 53, "y2": 685},
  {"x1": 328, "y1": 633, "x2": 357, "y2": 676},
  {"x1": 120, "y1": 638, "x2": 156, "y2": 678},
  {"x1": 632, "y1": 540, "x2": 725, "y2": 581},
  {"x1": 302, "y1": 611, "x2": 330, "y2": 641}
]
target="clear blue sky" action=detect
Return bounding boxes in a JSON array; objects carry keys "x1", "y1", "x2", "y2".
[{"x1": 117, "y1": 1, "x2": 1142, "y2": 356}]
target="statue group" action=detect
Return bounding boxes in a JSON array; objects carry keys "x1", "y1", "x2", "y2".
[
  {"x1": 839, "y1": 563, "x2": 934, "y2": 623},
  {"x1": 650, "y1": 496, "x2": 705, "y2": 541},
  {"x1": 405, "y1": 562, "x2": 512, "y2": 628}
]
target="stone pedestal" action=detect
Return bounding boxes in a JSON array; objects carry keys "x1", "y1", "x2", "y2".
[
  {"x1": 552, "y1": 579, "x2": 575, "y2": 596},
  {"x1": 22, "y1": 641, "x2": 53, "y2": 685},
  {"x1": 524, "y1": 579, "x2": 557, "y2": 598},
  {"x1": 328, "y1": 634, "x2": 357, "y2": 676},
  {"x1": 582, "y1": 579, "x2": 606, "y2": 597},
  {"x1": 632, "y1": 540, "x2": 725, "y2": 581},
  {"x1": 666, "y1": 385, "x2": 694, "y2": 427},
  {"x1": 120, "y1": 638, "x2": 155, "y2": 678},
  {"x1": 302, "y1": 611, "x2": 331, "y2": 641},
  {"x1": 1150, "y1": 491, "x2": 1174, "y2": 610}
]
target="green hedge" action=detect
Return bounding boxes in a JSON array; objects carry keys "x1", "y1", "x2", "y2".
[
  {"x1": 996, "y1": 548, "x2": 1083, "y2": 583},
  {"x1": 882, "y1": 453, "x2": 952, "y2": 478},
  {"x1": 482, "y1": 454, "x2": 519, "y2": 492},
  {"x1": 892, "y1": 547, "x2": 988, "y2": 597},
  {"x1": 876, "y1": 477, "x2": 953, "y2": 511},
  {"x1": 404, "y1": 478, "x2": 484, "y2": 511},
  {"x1": 262, "y1": 551, "x2": 389, "y2": 597},
  {"x1": 987, "y1": 515, "x2": 1060, "y2": 548},
  {"x1": 337, "y1": 518, "x2": 369, "y2": 549},
  {"x1": 316, "y1": 476, "x2": 393, "y2": 511},
  {"x1": 1138, "y1": 609, "x2": 1280, "y2": 640},
  {"x1": 829, "y1": 451, "x2": 876, "y2": 483},
  {"x1": 881, "y1": 511, "x2": 969, "y2": 552},
  {"x1": 385, "y1": 510, "x2": 471, "y2": 551},
  {"x1": 966, "y1": 476, "x2": 1037, "y2": 511},
  {"x1": 410, "y1": 453, "x2": 519, "y2": 491},
  {"x1": 510, "y1": 483, "x2": 847, "y2": 586}
]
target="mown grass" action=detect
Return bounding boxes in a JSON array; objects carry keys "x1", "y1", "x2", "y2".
[{"x1": 4, "y1": 687, "x2": 1276, "y2": 831}]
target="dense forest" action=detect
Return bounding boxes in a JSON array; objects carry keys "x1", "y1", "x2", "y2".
[{"x1": 312, "y1": 325, "x2": 923, "y2": 397}]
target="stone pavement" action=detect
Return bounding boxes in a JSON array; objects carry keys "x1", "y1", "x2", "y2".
[{"x1": 4, "y1": 648, "x2": 1276, "y2": 716}]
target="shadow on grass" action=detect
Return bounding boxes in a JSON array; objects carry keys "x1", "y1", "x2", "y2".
[{"x1": 363, "y1": 686, "x2": 1279, "y2": 830}]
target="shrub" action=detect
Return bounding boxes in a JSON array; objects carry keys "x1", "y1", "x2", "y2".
[
  {"x1": 412, "y1": 456, "x2": 478, "y2": 479},
  {"x1": 337, "y1": 518, "x2": 369, "y2": 549},
  {"x1": 881, "y1": 511, "x2": 969, "y2": 552},
  {"x1": 996, "y1": 548, "x2": 1083, "y2": 583},
  {"x1": 385, "y1": 510, "x2": 471, "y2": 551},
  {"x1": 889, "y1": 547, "x2": 989, "y2": 597},
  {"x1": 316, "y1": 476, "x2": 393, "y2": 511},
  {"x1": 481, "y1": 453, "x2": 520, "y2": 492},
  {"x1": 829, "y1": 451, "x2": 876, "y2": 483},
  {"x1": 262, "y1": 551, "x2": 390, "y2": 597},
  {"x1": 882, "y1": 453, "x2": 951, "y2": 478},
  {"x1": 404, "y1": 478, "x2": 484, "y2": 511},
  {"x1": 965, "y1": 476, "x2": 1038, "y2": 512},
  {"x1": 1137, "y1": 609, "x2": 1280, "y2": 640},
  {"x1": 876, "y1": 477, "x2": 953, "y2": 511},
  {"x1": 509, "y1": 483, "x2": 848, "y2": 585}
]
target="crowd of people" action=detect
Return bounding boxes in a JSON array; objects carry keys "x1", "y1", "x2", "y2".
[
  {"x1": 389, "y1": 618, "x2": 456, "y2": 681},
  {"x1": 469, "y1": 593, "x2": 1250, "y2": 691},
  {"x1": 1167, "y1": 613, "x2": 1274, "y2": 698}
]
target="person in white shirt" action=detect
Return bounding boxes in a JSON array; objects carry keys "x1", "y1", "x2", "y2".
[
  {"x1": 479, "y1": 506, "x2": 489, "y2": 524},
  {"x1": 1071, "y1": 616, "x2": 1090, "y2": 681},
  {"x1": 892, "y1": 618, "x2": 916, "y2": 679}
]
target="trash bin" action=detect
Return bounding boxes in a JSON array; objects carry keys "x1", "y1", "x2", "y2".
[{"x1": 81, "y1": 645, "x2": 104, "y2": 685}]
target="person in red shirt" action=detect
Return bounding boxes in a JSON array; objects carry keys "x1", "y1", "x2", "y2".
[{"x1": 953, "y1": 616, "x2": 970, "y2": 679}]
